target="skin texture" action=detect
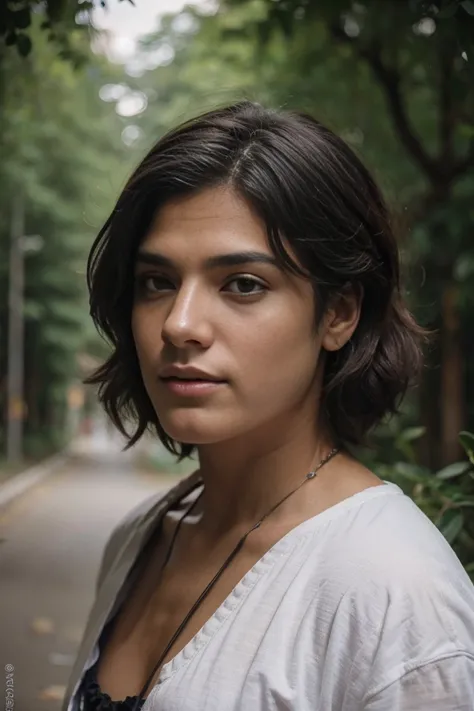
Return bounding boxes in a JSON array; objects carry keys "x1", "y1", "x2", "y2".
[
  {"x1": 132, "y1": 185, "x2": 378, "y2": 537},
  {"x1": 95, "y1": 185, "x2": 385, "y2": 700}
]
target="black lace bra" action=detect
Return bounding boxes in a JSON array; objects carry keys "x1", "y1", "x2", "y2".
[
  {"x1": 79, "y1": 515, "x2": 156, "y2": 710},
  {"x1": 78, "y1": 478, "x2": 205, "y2": 711},
  {"x1": 80, "y1": 660, "x2": 145, "y2": 711}
]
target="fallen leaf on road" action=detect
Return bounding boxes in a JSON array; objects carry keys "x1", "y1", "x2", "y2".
[
  {"x1": 48, "y1": 652, "x2": 75, "y2": 666},
  {"x1": 31, "y1": 617, "x2": 55, "y2": 635},
  {"x1": 38, "y1": 685, "x2": 66, "y2": 702}
]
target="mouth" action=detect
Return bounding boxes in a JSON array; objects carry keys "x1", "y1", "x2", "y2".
[
  {"x1": 159, "y1": 376, "x2": 227, "y2": 396},
  {"x1": 160, "y1": 376, "x2": 226, "y2": 382}
]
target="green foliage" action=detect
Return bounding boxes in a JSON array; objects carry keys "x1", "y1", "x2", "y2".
[
  {"x1": 460, "y1": 431, "x2": 474, "y2": 464},
  {"x1": 145, "y1": 440, "x2": 198, "y2": 476},
  {"x1": 1, "y1": 0, "x2": 134, "y2": 59},
  {"x1": 0, "y1": 13, "x2": 132, "y2": 454},
  {"x1": 0, "y1": 0, "x2": 472, "y2": 480},
  {"x1": 130, "y1": 0, "x2": 474, "y2": 467}
]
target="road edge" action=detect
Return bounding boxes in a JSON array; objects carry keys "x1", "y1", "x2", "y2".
[{"x1": 0, "y1": 452, "x2": 68, "y2": 510}]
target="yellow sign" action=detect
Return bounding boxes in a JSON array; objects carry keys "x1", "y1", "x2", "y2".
[
  {"x1": 67, "y1": 386, "x2": 84, "y2": 409},
  {"x1": 8, "y1": 397, "x2": 25, "y2": 419}
]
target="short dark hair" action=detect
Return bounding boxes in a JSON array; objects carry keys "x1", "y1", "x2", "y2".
[{"x1": 86, "y1": 100, "x2": 426, "y2": 459}]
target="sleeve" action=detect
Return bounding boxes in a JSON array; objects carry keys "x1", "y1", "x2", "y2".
[
  {"x1": 93, "y1": 472, "x2": 200, "y2": 594},
  {"x1": 95, "y1": 524, "x2": 123, "y2": 594},
  {"x1": 363, "y1": 653, "x2": 474, "y2": 711},
  {"x1": 93, "y1": 492, "x2": 164, "y2": 594}
]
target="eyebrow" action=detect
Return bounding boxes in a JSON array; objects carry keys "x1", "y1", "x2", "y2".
[{"x1": 135, "y1": 249, "x2": 280, "y2": 270}]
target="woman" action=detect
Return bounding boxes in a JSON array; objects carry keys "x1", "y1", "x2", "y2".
[{"x1": 64, "y1": 101, "x2": 474, "y2": 711}]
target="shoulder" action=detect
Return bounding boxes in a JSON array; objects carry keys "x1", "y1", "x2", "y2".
[
  {"x1": 310, "y1": 482, "x2": 473, "y2": 590},
  {"x1": 95, "y1": 469, "x2": 202, "y2": 591},
  {"x1": 312, "y1": 482, "x2": 474, "y2": 628},
  {"x1": 302, "y1": 483, "x2": 474, "y2": 698}
]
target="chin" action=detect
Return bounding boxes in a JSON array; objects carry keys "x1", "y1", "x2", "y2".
[{"x1": 158, "y1": 411, "x2": 228, "y2": 445}]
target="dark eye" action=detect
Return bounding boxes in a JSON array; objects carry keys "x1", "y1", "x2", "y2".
[
  {"x1": 135, "y1": 275, "x2": 173, "y2": 294},
  {"x1": 225, "y1": 276, "x2": 267, "y2": 296}
]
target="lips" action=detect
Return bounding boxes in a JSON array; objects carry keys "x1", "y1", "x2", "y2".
[
  {"x1": 159, "y1": 365, "x2": 226, "y2": 382},
  {"x1": 162, "y1": 376, "x2": 225, "y2": 383},
  {"x1": 160, "y1": 376, "x2": 227, "y2": 396}
]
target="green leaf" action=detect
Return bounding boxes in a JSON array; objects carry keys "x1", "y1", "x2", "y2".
[
  {"x1": 399, "y1": 426, "x2": 426, "y2": 442},
  {"x1": 5, "y1": 31, "x2": 17, "y2": 46},
  {"x1": 439, "y1": 511, "x2": 464, "y2": 544},
  {"x1": 461, "y1": 1, "x2": 474, "y2": 16},
  {"x1": 393, "y1": 462, "x2": 428, "y2": 483},
  {"x1": 459, "y1": 431, "x2": 474, "y2": 465},
  {"x1": 16, "y1": 33, "x2": 32, "y2": 57},
  {"x1": 454, "y1": 254, "x2": 474, "y2": 281},
  {"x1": 437, "y1": 3, "x2": 459, "y2": 18},
  {"x1": 435, "y1": 461, "x2": 471, "y2": 479}
]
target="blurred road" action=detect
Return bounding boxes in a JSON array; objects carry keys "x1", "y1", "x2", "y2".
[{"x1": 0, "y1": 424, "x2": 177, "y2": 711}]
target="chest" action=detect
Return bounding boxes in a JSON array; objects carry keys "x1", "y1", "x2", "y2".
[
  {"x1": 95, "y1": 520, "x2": 285, "y2": 701},
  {"x1": 93, "y1": 544, "x2": 368, "y2": 711}
]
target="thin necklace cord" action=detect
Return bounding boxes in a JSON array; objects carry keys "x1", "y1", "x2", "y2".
[{"x1": 128, "y1": 446, "x2": 340, "y2": 710}]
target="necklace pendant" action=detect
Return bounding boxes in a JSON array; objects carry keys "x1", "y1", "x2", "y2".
[{"x1": 306, "y1": 471, "x2": 317, "y2": 479}]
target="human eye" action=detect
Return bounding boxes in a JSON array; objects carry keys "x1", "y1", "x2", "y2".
[
  {"x1": 135, "y1": 274, "x2": 174, "y2": 297},
  {"x1": 224, "y1": 275, "x2": 268, "y2": 297}
]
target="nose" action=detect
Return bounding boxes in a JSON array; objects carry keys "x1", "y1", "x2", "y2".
[{"x1": 161, "y1": 283, "x2": 213, "y2": 349}]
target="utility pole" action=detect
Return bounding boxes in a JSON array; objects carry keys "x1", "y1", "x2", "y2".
[{"x1": 7, "y1": 192, "x2": 25, "y2": 463}]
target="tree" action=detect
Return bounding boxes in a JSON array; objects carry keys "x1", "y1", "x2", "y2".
[
  {"x1": 0, "y1": 18, "x2": 132, "y2": 457},
  {"x1": 1, "y1": 0, "x2": 135, "y2": 58},
  {"x1": 257, "y1": 0, "x2": 474, "y2": 467}
]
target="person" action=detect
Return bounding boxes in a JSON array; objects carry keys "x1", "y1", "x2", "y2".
[{"x1": 63, "y1": 101, "x2": 474, "y2": 711}]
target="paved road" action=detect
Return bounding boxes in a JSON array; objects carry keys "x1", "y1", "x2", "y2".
[{"x1": 0, "y1": 430, "x2": 178, "y2": 711}]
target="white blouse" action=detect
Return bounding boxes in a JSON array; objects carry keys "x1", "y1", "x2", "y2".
[{"x1": 77, "y1": 482, "x2": 474, "y2": 710}]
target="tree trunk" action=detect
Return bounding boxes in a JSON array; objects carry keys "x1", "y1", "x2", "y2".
[
  {"x1": 418, "y1": 357, "x2": 441, "y2": 470},
  {"x1": 440, "y1": 281, "x2": 464, "y2": 465}
]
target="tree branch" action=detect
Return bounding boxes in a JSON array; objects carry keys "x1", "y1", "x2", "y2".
[
  {"x1": 452, "y1": 139, "x2": 474, "y2": 177},
  {"x1": 439, "y1": 46, "x2": 454, "y2": 163},
  {"x1": 330, "y1": 25, "x2": 442, "y2": 184},
  {"x1": 408, "y1": 186, "x2": 446, "y2": 224}
]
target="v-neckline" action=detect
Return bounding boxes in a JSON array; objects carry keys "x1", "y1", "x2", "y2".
[
  {"x1": 112, "y1": 480, "x2": 299, "y2": 692},
  {"x1": 93, "y1": 479, "x2": 401, "y2": 705},
  {"x1": 147, "y1": 481, "x2": 401, "y2": 695},
  {"x1": 154, "y1": 520, "x2": 297, "y2": 688}
]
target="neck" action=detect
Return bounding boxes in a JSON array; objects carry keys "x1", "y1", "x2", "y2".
[{"x1": 193, "y1": 419, "x2": 336, "y2": 538}]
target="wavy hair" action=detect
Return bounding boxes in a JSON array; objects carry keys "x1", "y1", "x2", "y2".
[{"x1": 85, "y1": 101, "x2": 426, "y2": 458}]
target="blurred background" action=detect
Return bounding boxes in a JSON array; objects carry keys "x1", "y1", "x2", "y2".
[{"x1": 1, "y1": 0, "x2": 474, "y2": 707}]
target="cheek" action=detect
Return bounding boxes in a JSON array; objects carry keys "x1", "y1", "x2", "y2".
[
  {"x1": 131, "y1": 308, "x2": 162, "y2": 373},
  {"x1": 236, "y1": 312, "x2": 320, "y2": 400}
]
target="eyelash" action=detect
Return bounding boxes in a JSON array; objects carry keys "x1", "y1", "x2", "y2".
[{"x1": 135, "y1": 274, "x2": 267, "y2": 299}]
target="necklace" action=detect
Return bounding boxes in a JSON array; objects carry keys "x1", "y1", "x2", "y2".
[{"x1": 98, "y1": 446, "x2": 339, "y2": 711}]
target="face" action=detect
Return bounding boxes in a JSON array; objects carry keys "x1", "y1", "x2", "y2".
[{"x1": 132, "y1": 186, "x2": 352, "y2": 448}]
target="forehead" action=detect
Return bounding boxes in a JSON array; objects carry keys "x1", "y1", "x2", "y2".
[{"x1": 141, "y1": 186, "x2": 270, "y2": 255}]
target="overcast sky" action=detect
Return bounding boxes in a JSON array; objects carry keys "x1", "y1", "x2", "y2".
[{"x1": 92, "y1": 0, "x2": 204, "y2": 61}]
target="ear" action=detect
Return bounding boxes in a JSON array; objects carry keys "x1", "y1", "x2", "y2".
[{"x1": 321, "y1": 283, "x2": 362, "y2": 352}]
